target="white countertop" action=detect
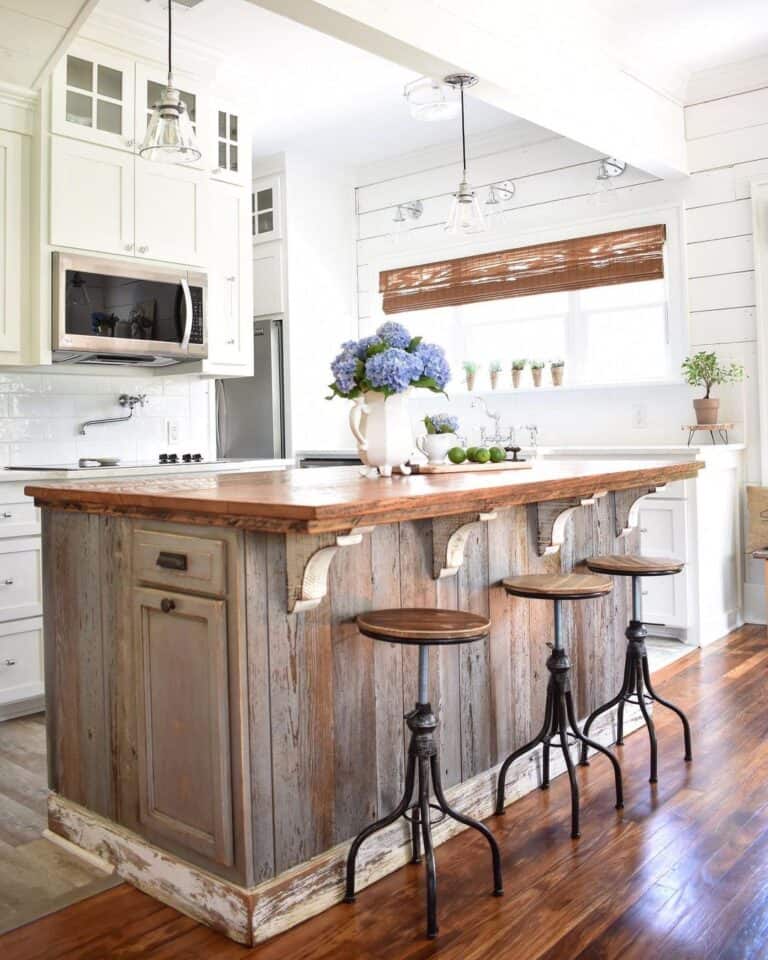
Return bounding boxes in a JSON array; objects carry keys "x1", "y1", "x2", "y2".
[{"x1": 0, "y1": 458, "x2": 294, "y2": 483}]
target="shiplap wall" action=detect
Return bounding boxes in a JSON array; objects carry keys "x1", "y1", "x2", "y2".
[{"x1": 353, "y1": 70, "x2": 768, "y2": 619}]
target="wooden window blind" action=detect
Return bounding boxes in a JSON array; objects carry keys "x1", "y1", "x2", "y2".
[{"x1": 379, "y1": 224, "x2": 667, "y2": 315}]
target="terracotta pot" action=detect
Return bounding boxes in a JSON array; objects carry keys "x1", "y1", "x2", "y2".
[
  {"x1": 551, "y1": 365, "x2": 564, "y2": 386},
  {"x1": 512, "y1": 369, "x2": 522, "y2": 388},
  {"x1": 490, "y1": 371, "x2": 499, "y2": 390},
  {"x1": 693, "y1": 397, "x2": 719, "y2": 425},
  {"x1": 466, "y1": 372, "x2": 476, "y2": 392},
  {"x1": 532, "y1": 367, "x2": 543, "y2": 387}
]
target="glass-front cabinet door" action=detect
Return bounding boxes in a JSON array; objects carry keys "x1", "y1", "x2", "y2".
[
  {"x1": 251, "y1": 174, "x2": 281, "y2": 243},
  {"x1": 134, "y1": 62, "x2": 208, "y2": 169},
  {"x1": 51, "y1": 40, "x2": 135, "y2": 151},
  {"x1": 211, "y1": 103, "x2": 250, "y2": 185}
]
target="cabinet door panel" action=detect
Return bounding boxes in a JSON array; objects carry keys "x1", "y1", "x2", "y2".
[
  {"x1": 135, "y1": 161, "x2": 208, "y2": 266},
  {"x1": 0, "y1": 130, "x2": 22, "y2": 352},
  {"x1": 207, "y1": 182, "x2": 251, "y2": 366},
  {"x1": 638, "y1": 500, "x2": 687, "y2": 627},
  {"x1": 134, "y1": 587, "x2": 233, "y2": 866},
  {"x1": 50, "y1": 138, "x2": 134, "y2": 255},
  {"x1": 51, "y1": 41, "x2": 135, "y2": 151},
  {"x1": 253, "y1": 240, "x2": 284, "y2": 316},
  {"x1": 211, "y1": 103, "x2": 251, "y2": 186}
]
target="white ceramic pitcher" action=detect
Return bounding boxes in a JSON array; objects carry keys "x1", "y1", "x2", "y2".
[{"x1": 348, "y1": 390, "x2": 415, "y2": 477}]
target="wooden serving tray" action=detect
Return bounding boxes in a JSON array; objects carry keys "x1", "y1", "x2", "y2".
[{"x1": 408, "y1": 460, "x2": 533, "y2": 474}]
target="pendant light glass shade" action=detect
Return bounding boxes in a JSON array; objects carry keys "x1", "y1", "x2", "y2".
[
  {"x1": 403, "y1": 77, "x2": 460, "y2": 122},
  {"x1": 446, "y1": 178, "x2": 485, "y2": 235},
  {"x1": 140, "y1": 81, "x2": 201, "y2": 163},
  {"x1": 139, "y1": 1, "x2": 201, "y2": 164}
]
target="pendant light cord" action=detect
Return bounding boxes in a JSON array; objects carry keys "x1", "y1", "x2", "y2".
[
  {"x1": 460, "y1": 82, "x2": 467, "y2": 178},
  {"x1": 168, "y1": 0, "x2": 173, "y2": 79}
]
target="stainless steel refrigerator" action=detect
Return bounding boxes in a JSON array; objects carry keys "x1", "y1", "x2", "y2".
[{"x1": 215, "y1": 317, "x2": 285, "y2": 459}]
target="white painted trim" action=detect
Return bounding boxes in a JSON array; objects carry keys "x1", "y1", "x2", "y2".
[
  {"x1": 42, "y1": 828, "x2": 116, "y2": 874},
  {"x1": 32, "y1": 0, "x2": 102, "y2": 90},
  {"x1": 752, "y1": 178, "x2": 768, "y2": 482}
]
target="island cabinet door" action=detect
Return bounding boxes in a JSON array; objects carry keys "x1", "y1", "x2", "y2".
[{"x1": 133, "y1": 586, "x2": 234, "y2": 867}]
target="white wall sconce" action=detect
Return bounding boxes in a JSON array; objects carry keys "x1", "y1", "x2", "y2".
[
  {"x1": 592, "y1": 158, "x2": 627, "y2": 206},
  {"x1": 403, "y1": 77, "x2": 460, "y2": 122},
  {"x1": 486, "y1": 181, "x2": 515, "y2": 206},
  {"x1": 390, "y1": 200, "x2": 424, "y2": 244}
]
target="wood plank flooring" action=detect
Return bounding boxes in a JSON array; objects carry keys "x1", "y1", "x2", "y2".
[{"x1": 1, "y1": 624, "x2": 767, "y2": 959}]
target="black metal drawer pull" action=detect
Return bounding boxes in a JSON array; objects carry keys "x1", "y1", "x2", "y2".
[
  {"x1": 160, "y1": 598, "x2": 176, "y2": 614},
  {"x1": 156, "y1": 551, "x2": 188, "y2": 571}
]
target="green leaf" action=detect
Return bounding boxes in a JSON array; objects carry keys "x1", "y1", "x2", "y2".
[
  {"x1": 366, "y1": 341, "x2": 388, "y2": 358},
  {"x1": 407, "y1": 336, "x2": 423, "y2": 352}
]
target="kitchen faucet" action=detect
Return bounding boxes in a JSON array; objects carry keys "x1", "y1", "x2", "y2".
[
  {"x1": 79, "y1": 394, "x2": 147, "y2": 436},
  {"x1": 471, "y1": 397, "x2": 505, "y2": 445}
]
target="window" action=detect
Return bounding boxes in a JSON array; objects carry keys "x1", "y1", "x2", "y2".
[
  {"x1": 393, "y1": 277, "x2": 669, "y2": 390},
  {"x1": 65, "y1": 55, "x2": 124, "y2": 135}
]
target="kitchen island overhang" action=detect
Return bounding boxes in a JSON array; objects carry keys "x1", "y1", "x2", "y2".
[{"x1": 28, "y1": 458, "x2": 703, "y2": 945}]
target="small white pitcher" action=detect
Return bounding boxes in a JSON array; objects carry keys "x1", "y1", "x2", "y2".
[
  {"x1": 416, "y1": 432, "x2": 458, "y2": 465},
  {"x1": 348, "y1": 390, "x2": 415, "y2": 477}
]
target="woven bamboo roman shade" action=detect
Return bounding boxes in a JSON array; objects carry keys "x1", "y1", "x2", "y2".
[{"x1": 379, "y1": 224, "x2": 667, "y2": 315}]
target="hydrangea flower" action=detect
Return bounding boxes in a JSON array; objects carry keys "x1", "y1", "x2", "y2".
[
  {"x1": 330, "y1": 349, "x2": 359, "y2": 396},
  {"x1": 364, "y1": 347, "x2": 423, "y2": 394},
  {"x1": 376, "y1": 321, "x2": 412, "y2": 349},
  {"x1": 342, "y1": 335, "x2": 382, "y2": 359},
  {"x1": 425, "y1": 413, "x2": 459, "y2": 434},
  {"x1": 415, "y1": 342, "x2": 451, "y2": 390}
]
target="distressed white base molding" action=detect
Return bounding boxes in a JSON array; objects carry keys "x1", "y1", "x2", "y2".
[{"x1": 48, "y1": 703, "x2": 643, "y2": 946}]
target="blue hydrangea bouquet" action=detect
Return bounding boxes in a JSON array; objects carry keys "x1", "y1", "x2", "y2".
[
  {"x1": 328, "y1": 321, "x2": 450, "y2": 400},
  {"x1": 328, "y1": 322, "x2": 452, "y2": 477}
]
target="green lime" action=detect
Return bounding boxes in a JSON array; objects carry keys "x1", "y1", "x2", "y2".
[
  {"x1": 489, "y1": 446, "x2": 506, "y2": 463},
  {"x1": 448, "y1": 446, "x2": 467, "y2": 464},
  {"x1": 474, "y1": 447, "x2": 491, "y2": 464},
  {"x1": 466, "y1": 446, "x2": 478, "y2": 461}
]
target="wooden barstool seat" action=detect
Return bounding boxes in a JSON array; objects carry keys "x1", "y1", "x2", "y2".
[
  {"x1": 356, "y1": 608, "x2": 491, "y2": 644},
  {"x1": 586, "y1": 554, "x2": 684, "y2": 577},
  {"x1": 579, "y1": 553, "x2": 691, "y2": 783},
  {"x1": 502, "y1": 572, "x2": 613, "y2": 600},
  {"x1": 495, "y1": 572, "x2": 623, "y2": 838},
  {"x1": 345, "y1": 607, "x2": 502, "y2": 939}
]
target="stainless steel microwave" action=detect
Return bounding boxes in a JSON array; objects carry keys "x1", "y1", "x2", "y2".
[{"x1": 52, "y1": 252, "x2": 208, "y2": 367}]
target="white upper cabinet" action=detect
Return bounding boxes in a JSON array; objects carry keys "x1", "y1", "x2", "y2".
[
  {"x1": 51, "y1": 41, "x2": 136, "y2": 152},
  {"x1": 50, "y1": 137, "x2": 134, "y2": 256},
  {"x1": 251, "y1": 174, "x2": 281, "y2": 243},
  {"x1": 0, "y1": 131, "x2": 22, "y2": 353},
  {"x1": 135, "y1": 161, "x2": 208, "y2": 266},
  {"x1": 206, "y1": 181, "x2": 252, "y2": 370},
  {"x1": 134, "y1": 62, "x2": 208, "y2": 171},
  {"x1": 211, "y1": 102, "x2": 250, "y2": 186},
  {"x1": 252, "y1": 240, "x2": 284, "y2": 317}
]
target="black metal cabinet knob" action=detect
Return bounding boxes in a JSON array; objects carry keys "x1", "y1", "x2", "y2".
[{"x1": 160, "y1": 598, "x2": 176, "y2": 614}]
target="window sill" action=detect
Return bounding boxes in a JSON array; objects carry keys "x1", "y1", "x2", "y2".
[{"x1": 458, "y1": 378, "x2": 687, "y2": 396}]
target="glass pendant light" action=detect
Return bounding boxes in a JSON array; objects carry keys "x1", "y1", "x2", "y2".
[
  {"x1": 139, "y1": 1, "x2": 201, "y2": 164},
  {"x1": 403, "y1": 77, "x2": 460, "y2": 122},
  {"x1": 444, "y1": 74, "x2": 485, "y2": 235}
]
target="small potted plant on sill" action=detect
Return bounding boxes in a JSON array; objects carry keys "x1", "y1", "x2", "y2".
[
  {"x1": 417, "y1": 413, "x2": 460, "y2": 464},
  {"x1": 681, "y1": 351, "x2": 744, "y2": 425},
  {"x1": 550, "y1": 359, "x2": 565, "y2": 386},
  {"x1": 511, "y1": 358, "x2": 526, "y2": 388},
  {"x1": 489, "y1": 360, "x2": 502, "y2": 390},
  {"x1": 530, "y1": 360, "x2": 546, "y2": 388},
  {"x1": 463, "y1": 361, "x2": 479, "y2": 392}
]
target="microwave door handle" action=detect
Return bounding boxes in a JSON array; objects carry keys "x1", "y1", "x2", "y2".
[{"x1": 180, "y1": 278, "x2": 192, "y2": 351}]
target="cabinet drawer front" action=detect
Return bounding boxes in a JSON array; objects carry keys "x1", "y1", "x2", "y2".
[
  {"x1": 0, "y1": 540, "x2": 42, "y2": 621},
  {"x1": 0, "y1": 501, "x2": 40, "y2": 538},
  {"x1": 0, "y1": 618, "x2": 44, "y2": 704},
  {"x1": 133, "y1": 529, "x2": 227, "y2": 596},
  {"x1": 134, "y1": 587, "x2": 233, "y2": 866}
]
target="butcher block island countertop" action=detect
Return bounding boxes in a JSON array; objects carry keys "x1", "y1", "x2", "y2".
[
  {"x1": 30, "y1": 457, "x2": 702, "y2": 946},
  {"x1": 26, "y1": 458, "x2": 702, "y2": 533}
]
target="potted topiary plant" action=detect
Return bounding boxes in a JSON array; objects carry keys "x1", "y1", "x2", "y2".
[
  {"x1": 550, "y1": 359, "x2": 565, "y2": 386},
  {"x1": 463, "y1": 361, "x2": 479, "y2": 392},
  {"x1": 489, "y1": 360, "x2": 502, "y2": 390},
  {"x1": 681, "y1": 351, "x2": 744, "y2": 424},
  {"x1": 511, "y1": 358, "x2": 526, "y2": 388},
  {"x1": 530, "y1": 359, "x2": 546, "y2": 387}
]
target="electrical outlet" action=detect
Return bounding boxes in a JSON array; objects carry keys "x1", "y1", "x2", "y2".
[
  {"x1": 631, "y1": 403, "x2": 648, "y2": 430},
  {"x1": 166, "y1": 419, "x2": 181, "y2": 445}
]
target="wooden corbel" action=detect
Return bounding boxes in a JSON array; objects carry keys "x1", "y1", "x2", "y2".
[
  {"x1": 535, "y1": 491, "x2": 607, "y2": 557},
  {"x1": 287, "y1": 527, "x2": 375, "y2": 613},
  {"x1": 432, "y1": 512, "x2": 498, "y2": 579},
  {"x1": 614, "y1": 485, "x2": 664, "y2": 538}
]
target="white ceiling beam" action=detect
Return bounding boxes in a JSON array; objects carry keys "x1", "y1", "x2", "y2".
[{"x1": 246, "y1": 0, "x2": 687, "y2": 179}]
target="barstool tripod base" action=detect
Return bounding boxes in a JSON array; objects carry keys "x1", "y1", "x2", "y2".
[
  {"x1": 344, "y1": 701, "x2": 503, "y2": 939},
  {"x1": 580, "y1": 620, "x2": 692, "y2": 783}
]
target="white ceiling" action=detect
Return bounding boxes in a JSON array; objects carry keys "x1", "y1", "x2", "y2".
[
  {"x1": 96, "y1": 0, "x2": 519, "y2": 165},
  {"x1": 0, "y1": 0, "x2": 97, "y2": 87}
]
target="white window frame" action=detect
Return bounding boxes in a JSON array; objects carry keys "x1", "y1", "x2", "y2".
[{"x1": 366, "y1": 203, "x2": 688, "y2": 390}]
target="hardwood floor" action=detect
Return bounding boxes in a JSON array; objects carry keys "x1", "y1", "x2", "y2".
[{"x1": 1, "y1": 624, "x2": 767, "y2": 959}]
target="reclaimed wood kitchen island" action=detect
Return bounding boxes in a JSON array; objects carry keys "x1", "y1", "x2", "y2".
[{"x1": 27, "y1": 459, "x2": 702, "y2": 945}]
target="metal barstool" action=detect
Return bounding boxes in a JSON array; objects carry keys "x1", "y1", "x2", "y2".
[
  {"x1": 344, "y1": 608, "x2": 503, "y2": 939},
  {"x1": 495, "y1": 573, "x2": 624, "y2": 839},
  {"x1": 580, "y1": 554, "x2": 692, "y2": 783}
]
